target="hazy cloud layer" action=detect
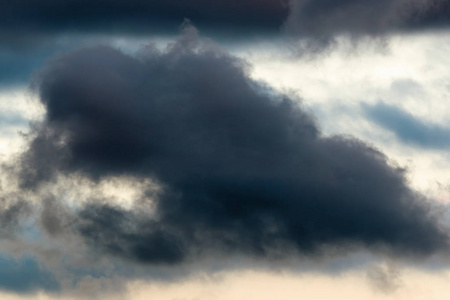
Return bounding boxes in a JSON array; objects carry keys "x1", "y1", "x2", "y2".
[
  {"x1": 364, "y1": 101, "x2": 450, "y2": 149},
  {"x1": 366, "y1": 262, "x2": 402, "y2": 294},
  {"x1": 14, "y1": 27, "x2": 448, "y2": 267}
]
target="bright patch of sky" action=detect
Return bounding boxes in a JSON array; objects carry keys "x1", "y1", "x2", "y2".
[{"x1": 231, "y1": 32, "x2": 450, "y2": 199}]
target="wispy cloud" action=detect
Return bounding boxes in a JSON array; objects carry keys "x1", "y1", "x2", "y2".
[{"x1": 363, "y1": 101, "x2": 450, "y2": 149}]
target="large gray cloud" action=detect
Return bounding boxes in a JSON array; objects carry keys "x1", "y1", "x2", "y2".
[{"x1": 17, "y1": 27, "x2": 449, "y2": 266}]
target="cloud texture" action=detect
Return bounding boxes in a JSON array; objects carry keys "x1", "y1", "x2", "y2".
[
  {"x1": 0, "y1": 0, "x2": 287, "y2": 42},
  {"x1": 2, "y1": 0, "x2": 450, "y2": 49},
  {"x1": 15, "y1": 27, "x2": 448, "y2": 266},
  {"x1": 286, "y1": 0, "x2": 448, "y2": 41}
]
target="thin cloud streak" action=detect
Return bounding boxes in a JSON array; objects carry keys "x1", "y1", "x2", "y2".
[{"x1": 364, "y1": 101, "x2": 450, "y2": 149}]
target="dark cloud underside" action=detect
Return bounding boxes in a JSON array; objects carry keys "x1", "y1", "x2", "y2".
[
  {"x1": 285, "y1": 0, "x2": 450, "y2": 47},
  {"x1": 18, "y1": 27, "x2": 448, "y2": 265},
  {"x1": 2, "y1": 0, "x2": 450, "y2": 48},
  {"x1": 0, "y1": 0, "x2": 287, "y2": 36}
]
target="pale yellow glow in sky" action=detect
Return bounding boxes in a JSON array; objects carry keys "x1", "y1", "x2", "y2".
[{"x1": 0, "y1": 267, "x2": 449, "y2": 300}]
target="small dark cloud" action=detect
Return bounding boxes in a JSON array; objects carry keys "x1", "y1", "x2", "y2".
[
  {"x1": 406, "y1": 0, "x2": 450, "y2": 30},
  {"x1": 78, "y1": 204, "x2": 185, "y2": 264},
  {"x1": 16, "y1": 27, "x2": 449, "y2": 266},
  {"x1": 363, "y1": 101, "x2": 450, "y2": 149},
  {"x1": 40, "y1": 196, "x2": 73, "y2": 237}
]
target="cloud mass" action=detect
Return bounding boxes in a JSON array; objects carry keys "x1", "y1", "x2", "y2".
[
  {"x1": 2, "y1": 0, "x2": 450, "y2": 49},
  {"x1": 1, "y1": 0, "x2": 450, "y2": 298},
  {"x1": 16, "y1": 27, "x2": 449, "y2": 267}
]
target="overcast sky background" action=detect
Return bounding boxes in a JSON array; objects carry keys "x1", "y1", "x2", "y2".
[{"x1": 2, "y1": 1, "x2": 450, "y2": 299}]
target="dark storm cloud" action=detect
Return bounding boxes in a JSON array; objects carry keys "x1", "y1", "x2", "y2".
[
  {"x1": 285, "y1": 0, "x2": 450, "y2": 48},
  {"x1": 0, "y1": 0, "x2": 287, "y2": 45},
  {"x1": 19, "y1": 27, "x2": 449, "y2": 265},
  {"x1": 78, "y1": 204, "x2": 186, "y2": 264},
  {"x1": 407, "y1": 0, "x2": 450, "y2": 29},
  {"x1": 363, "y1": 101, "x2": 450, "y2": 149},
  {"x1": 2, "y1": 0, "x2": 450, "y2": 49}
]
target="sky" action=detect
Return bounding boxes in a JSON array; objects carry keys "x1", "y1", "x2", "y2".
[{"x1": 2, "y1": 1, "x2": 450, "y2": 299}]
